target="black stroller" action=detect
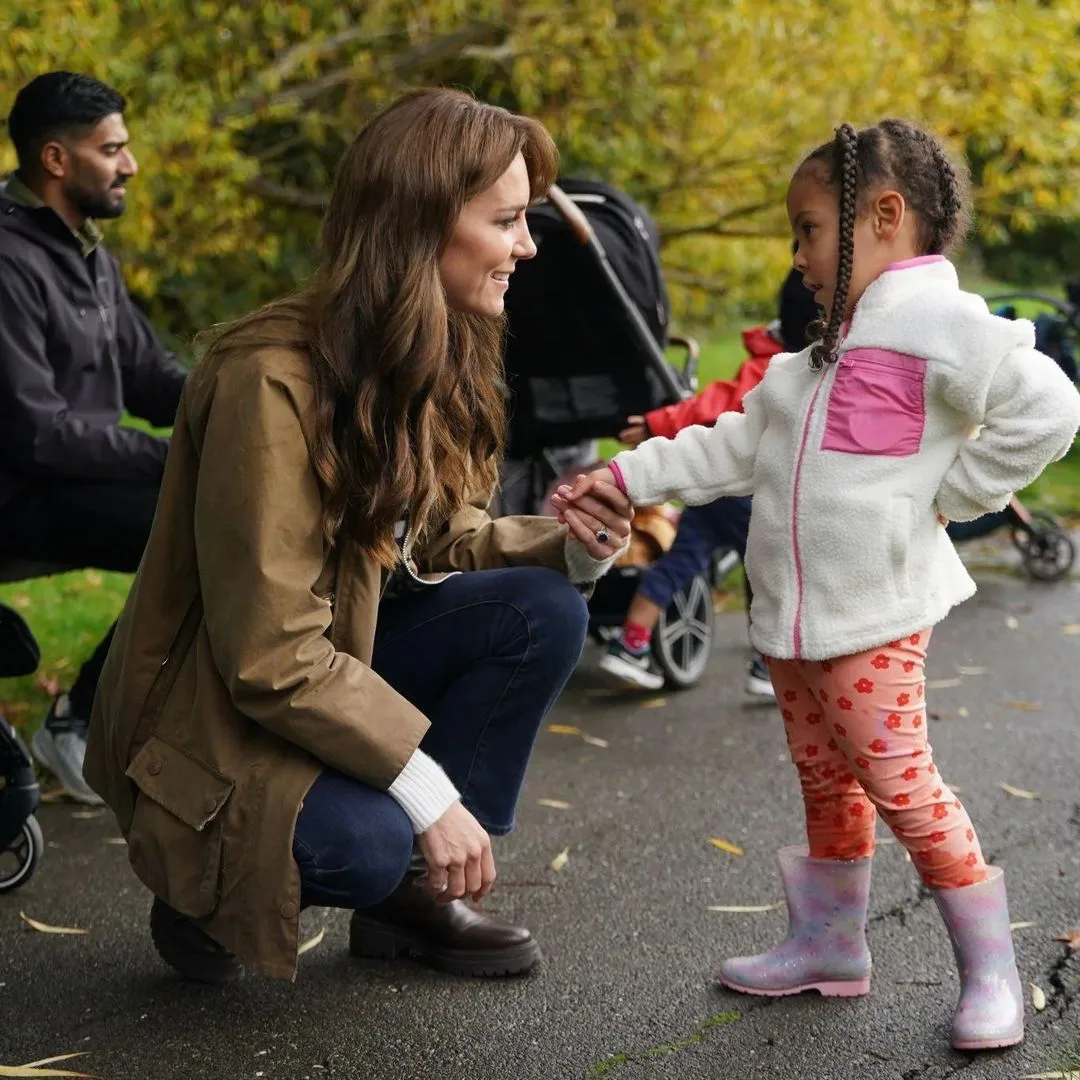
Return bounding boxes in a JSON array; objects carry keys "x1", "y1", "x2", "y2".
[
  {"x1": 0, "y1": 602, "x2": 44, "y2": 892},
  {"x1": 502, "y1": 179, "x2": 726, "y2": 688}
]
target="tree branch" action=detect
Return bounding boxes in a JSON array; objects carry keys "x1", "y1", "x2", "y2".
[{"x1": 248, "y1": 177, "x2": 328, "y2": 210}]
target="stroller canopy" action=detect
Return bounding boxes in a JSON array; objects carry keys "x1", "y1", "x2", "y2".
[{"x1": 503, "y1": 178, "x2": 682, "y2": 458}]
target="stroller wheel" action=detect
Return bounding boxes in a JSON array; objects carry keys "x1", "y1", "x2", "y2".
[
  {"x1": 0, "y1": 813, "x2": 44, "y2": 893},
  {"x1": 653, "y1": 573, "x2": 714, "y2": 689},
  {"x1": 1019, "y1": 526, "x2": 1076, "y2": 582}
]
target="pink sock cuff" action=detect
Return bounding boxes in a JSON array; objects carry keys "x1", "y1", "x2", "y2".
[{"x1": 609, "y1": 460, "x2": 628, "y2": 496}]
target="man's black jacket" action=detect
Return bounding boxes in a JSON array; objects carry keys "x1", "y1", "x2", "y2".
[{"x1": 0, "y1": 186, "x2": 187, "y2": 508}]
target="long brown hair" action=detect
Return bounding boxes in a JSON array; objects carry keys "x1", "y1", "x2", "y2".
[
  {"x1": 203, "y1": 89, "x2": 558, "y2": 566},
  {"x1": 797, "y1": 119, "x2": 972, "y2": 370}
]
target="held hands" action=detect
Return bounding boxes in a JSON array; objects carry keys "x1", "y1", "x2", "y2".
[
  {"x1": 417, "y1": 801, "x2": 496, "y2": 904},
  {"x1": 549, "y1": 466, "x2": 633, "y2": 560}
]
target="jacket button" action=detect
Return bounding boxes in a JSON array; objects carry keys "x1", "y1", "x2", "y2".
[
  {"x1": 203, "y1": 795, "x2": 219, "y2": 815},
  {"x1": 280, "y1": 901, "x2": 299, "y2": 919},
  {"x1": 78, "y1": 307, "x2": 86, "y2": 317},
  {"x1": 146, "y1": 759, "x2": 162, "y2": 776}
]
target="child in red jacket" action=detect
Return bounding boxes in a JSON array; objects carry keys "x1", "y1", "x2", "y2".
[{"x1": 600, "y1": 268, "x2": 817, "y2": 694}]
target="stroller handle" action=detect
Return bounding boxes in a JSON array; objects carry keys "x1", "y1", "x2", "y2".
[{"x1": 546, "y1": 185, "x2": 594, "y2": 246}]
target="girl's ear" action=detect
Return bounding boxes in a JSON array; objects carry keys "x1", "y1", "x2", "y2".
[{"x1": 873, "y1": 190, "x2": 906, "y2": 241}]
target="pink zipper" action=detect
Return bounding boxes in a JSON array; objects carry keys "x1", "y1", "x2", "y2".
[{"x1": 790, "y1": 374, "x2": 826, "y2": 657}]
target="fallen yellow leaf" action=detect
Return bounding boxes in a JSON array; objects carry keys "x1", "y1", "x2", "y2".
[
  {"x1": 999, "y1": 782, "x2": 1041, "y2": 800},
  {"x1": 70, "y1": 811, "x2": 105, "y2": 821},
  {"x1": 546, "y1": 724, "x2": 581, "y2": 736},
  {"x1": 928, "y1": 678, "x2": 963, "y2": 689},
  {"x1": 103, "y1": 838, "x2": 127, "y2": 845},
  {"x1": 19, "y1": 912, "x2": 88, "y2": 936},
  {"x1": 1031, "y1": 983, "x2": 1047, "y2": 1012},
  {"x1": 537, "y1": 799, "x2": 573, "y2": 810},
  {"x1": 1061, "y1": 624, "x2": 1080, "y2": 636},
  {"x1": 1005, "y1": 615, "x2": 1020, "y2": 629},
  {"x1": 583, "y1": 688, "x2": 620, "y2": 698},
  {"x1": 297, "y1": 927, "x2": 325, "y2": 956},
  {"x1": 0, "y1": 1068, "x2": 95, "y2": 1079},
  {"x1": 1010, "y1": 921, "x2": 1037, "y2": 931},
  {"x1": 11, "y1": 593, "x2": 30, "y2": 609},
  {"x1": 1018, "y1": 1072, "x2": 1080, "y2": 1079},
  {"x1": 641, "y1": 698, "x2": 667, "y2": 708},
  {"x1": 707, "y1": 903, "x2": 784, "y2": 913},
  {"x1": 1053, "y1": 928, "x2": 1080, "y2": 951},
  {"x1": 550, "y1": 847, "x2": 569, "y2": 872},
  {"x1": 1003, "y1": 700, "x2": 1042, "y2": 712},
  {"x1": 581, "y1": 734, "x2": 609, "y2": 748},
  {"x1": 956, "y1": 666, "x2": 987, "y2": 676},
  {"x1": 83, "y1": 571, "x2": 103, "y2": 587},
  {"x1": 709, "y1": 838, "x2": 745, "y2": 856}
]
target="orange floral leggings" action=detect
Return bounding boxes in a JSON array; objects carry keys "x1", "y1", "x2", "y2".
[{"x1": 766, "y1": 630, "x2": 988, "y2": 890}]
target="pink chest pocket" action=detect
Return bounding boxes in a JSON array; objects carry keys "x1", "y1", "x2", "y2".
[{"x1": 821, "y1": 348, "x2": 926, "y2": 457}]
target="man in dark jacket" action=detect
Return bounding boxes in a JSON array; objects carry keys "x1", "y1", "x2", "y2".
[{"x1": 0, "y1": 72, "x2": 186, "y2": 803}]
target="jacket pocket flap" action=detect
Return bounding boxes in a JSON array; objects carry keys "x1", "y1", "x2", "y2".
[{"x1": 125, "y1": 737, "x2": 234, "y2": 831}]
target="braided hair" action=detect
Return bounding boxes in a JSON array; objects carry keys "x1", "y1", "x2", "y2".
[{"x1": 797, "y1": 118, "x2": 973, "y2": 370}]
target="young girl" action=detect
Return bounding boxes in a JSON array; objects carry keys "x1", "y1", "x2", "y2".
[{"x1": 553, "y1": 119, "x2": 1080, "y2": 1051}]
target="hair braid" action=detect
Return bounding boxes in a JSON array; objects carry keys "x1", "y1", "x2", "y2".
[
  {"x1": 924, "y1": 136, "x2": 964, "y2": 254},
  {"x1": 810, "y1": 123, "x2": 858, "y2": 370}
]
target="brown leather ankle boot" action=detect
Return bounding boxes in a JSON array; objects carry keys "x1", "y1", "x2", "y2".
[{"x1": 349, "y1": 872, "x2": 541, "y2": 977}]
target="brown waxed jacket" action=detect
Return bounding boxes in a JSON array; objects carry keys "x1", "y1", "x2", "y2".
[{"x1": 84, "y1": 340, "x2": 571, "y2": 980}]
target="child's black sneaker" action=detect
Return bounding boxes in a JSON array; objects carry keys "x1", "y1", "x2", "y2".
[{"x1": 599, "y1": 635, "x2": 665, "y2": 690}]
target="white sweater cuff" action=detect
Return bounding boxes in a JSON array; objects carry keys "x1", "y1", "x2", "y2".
[
  {"x1": 564, "y1": 534, "x2": 625, "y2": 584},
  {"x1": 387, "y1": 749, "x2": 460, "y2": 833}
]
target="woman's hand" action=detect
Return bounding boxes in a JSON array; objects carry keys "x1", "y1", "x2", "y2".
[
  {"x1": 417, "y1": 802, "x2": 496, "y2": 903},
  {"x1": 618, "y1": 415, "x2": 648, "y2": 447},
  {"x1": 549, "y1": 468, "x2": 633, "y2": 559}
]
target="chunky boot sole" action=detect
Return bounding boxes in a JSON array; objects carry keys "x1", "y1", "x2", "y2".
[
  {"x1": 952, "y1": 1030, "x2": 1024, "y2": 1051},
  {"x1": 718, "y1": 973, "x2": 871, "y2": 998},
  {"x1": 150, "y1": 900, "x2": 244, "y2": 985},
  {"x1": 349, "y1": 915, "x2": 541, "y2": 977}
]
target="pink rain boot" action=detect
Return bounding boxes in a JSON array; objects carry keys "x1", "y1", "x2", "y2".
[
  {"x1": 718, "y1": 845, "x2": 872, "y2": 997},
  {"x1": 933, "y1": 867, "x2": 1024, "y2": 1049}
]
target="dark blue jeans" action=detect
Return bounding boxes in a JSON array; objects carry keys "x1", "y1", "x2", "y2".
[
  {"x1": 637, "y1": 496, "x2": 752, "y2": 612},
  {"x1": 292, "y1": 566, "x2": 589, "y2": 910}
]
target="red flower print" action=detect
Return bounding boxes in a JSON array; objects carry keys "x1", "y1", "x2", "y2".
[
  {"x1": 910, "y1": 633, "x2": 921, "y2": 645},
  {"x1": 953, "y1": 800, "x2": 961, "y2": 809},
  {"x1": 833, "y1": 813, "x2": 846, "y2": 829},
  {"x1": 916, "y1": 685, "x2": 924, "y2": 698},
  {"x1": 782, "y1": 709, "x2": 795, "y2": 723},
  {"x1": 885, "y1": 714, "x2": 902, "y2": 730},
  {"x1": 958, "y1": 877, "x2": 973, "y2": 888},
  {"x1": 784, "y1": 689, "x2": 798, "y2": 703},
  {"x1": 896, "y1": 692, "x2": 910, "y2": 706},
  {"x1": 869, "y1": 738, "x2": 888, "y2": 753},
  {"x1": 806, "y1": 745, "x2": 819, "y2": 758},
  {"x1": 821, "y1": 765, "x2": 836, "y2": 780},
  {"x1": 892, "y1": 793, "x2": 911, "y2": 806},
  {"x1": 838, "y1": 772, "x2": 855, "y2": 784},
  {"x1": 933, "y1": 804, "x2": 948, "y2": 820},
  {"x1": 930, "y1": 831, "x2": 947, "y2": 844},
  {"x1": 911, "y1": 749, "x2": 924, "y2": 758},
  {"x1": 932, "y1": 788, "x2": 942, "y2": 799},
  {"x1": 928, "y1": 764, "x2": 936, "y2": 775},
  {"x1": 903, "y1": 767, "x2": 918, "y2": 781},
  {"x1": 807, "y1": 713, "x2": 823, "y2": 725},
  {"x1": 820, "y1": 690, "x2": 829, "y2": 702},
  {"x1": 848, "y1": 803, "x2": 865, "y2": 817},
  {"x1": 965, "y1": 852, "x2": 978, "y2": 867},
  {"x1": 966, "y1": 828, "x2": 974, "y2": 842},
  {"x1": 822, "y1": 661, "x2": 834, "y2": 673},
  {"x1": 913, "y1": 714, "x2": 923, "y2": 729},
  {"x1": 903, "y1": 661, "x2": 915, "y2": 673},
  {"x1": 827, "y1": 739, "x2": 838, "y2": 752},
  {"x1": 855, "y1": 757, "x2": 870, "y2": 770},
  {"x1": 838, "y1": 697, "x2": 854, "y2": 711},
  {"x1": 833, "y1": 723, "x2": 847, "y2": 737},
  {"x1": 854, "y1": 678, "x2": 874, "y2": 694},
  {"x1": 871, "y1": 654, "x2": 890, "y2": 670},
  {"x1": 888, "y1": 640, "x2": 901, "y2": 649}
]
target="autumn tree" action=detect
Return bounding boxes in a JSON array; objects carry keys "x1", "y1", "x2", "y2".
[{"x1": 2, "y1": 0, "x2": 1078, "y2": 340}]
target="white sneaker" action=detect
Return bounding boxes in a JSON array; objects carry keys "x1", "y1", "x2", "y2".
[
  {"x1": 599, "y1": 638, "x2": 665, "y2": 690},
  {"x1": 30, "y1": 694, "x2": 103, "y2": 805},
  {"x1": 744, "y1": 655, "x2": 775, "y2": 699}
]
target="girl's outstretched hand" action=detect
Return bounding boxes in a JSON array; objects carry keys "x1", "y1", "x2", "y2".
[{"x1": 549, "y1": 467, "x2": 632, "y2": 559}]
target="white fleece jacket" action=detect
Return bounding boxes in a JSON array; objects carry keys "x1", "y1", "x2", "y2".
[{"x1": 613, "y1": 257, "x2": 1080, "y2": 661}]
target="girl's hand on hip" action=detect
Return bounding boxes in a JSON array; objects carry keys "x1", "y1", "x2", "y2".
[{"x1": 417, "y1": 802, "x2": 496, "y2": 903}]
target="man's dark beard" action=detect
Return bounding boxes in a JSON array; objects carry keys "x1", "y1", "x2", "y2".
[{"x1": 66, "y1": 180, "x2": 126, "y2": 221}]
